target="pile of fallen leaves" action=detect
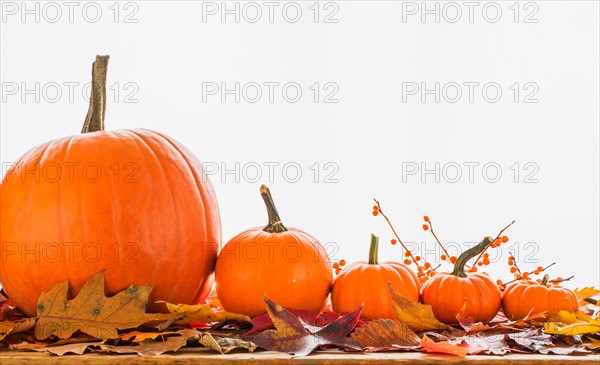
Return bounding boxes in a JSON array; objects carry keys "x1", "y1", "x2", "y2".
[{"x1": 0, "y1": 272, "x2": 598, "y2": 357}]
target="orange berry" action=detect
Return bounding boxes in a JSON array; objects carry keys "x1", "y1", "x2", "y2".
[
  {"x1": 440, "y1": 255, "x2": 447, "y2": 261},
  {"x1": 372, "y1": 210, "x2": 379, "y2": 216},
  {"x1": 522, "y1": 272, "x2": 529, "y2": 279},
  {"x1": 510, "y1": 267, "x2": 517, "y2": 273},
  {"x1": 404, "y1": 259, "x2": 411, "y2": 265},
  {"x1": 333, "y1": 263, "x2": 339, "y2": 269},
  {"x1": 428, "y1": 271, "x2": 436, "y2": 277},
  {"x1": 496, "y1": 279, "x2": 503, "y2": 285},
  {"x1": 391, "y1": 239, "x2": 397, "y2": 245},
  {"x1": 478, "y1": 261, "x2": 483, "y2": 266},
  {"x1": 423, "y1": 216, "x2": 430, "y2": 222},
  {"x1": 483, "y1": 253, "x2": 489, "y2": 258},
  {"x1": 335, "y1": 268, "x2": 341, "y2": 275},
  {"x1": 501, "y1": 236, "x2": 509, "y2": 243},
  {"x1": 414, "y1": 256, "x2": 421, "y2": 262},
  {"x1": 422, "y1": 224, "x2": 429, "y2": 231},
  {"x1": 404, "y1": 251, "x2": 410, "y2": 257},
  {"x1": 514, "y1": 274, "x2": 522, "y2": 280},
  {"x1": 483, "y1": 258, "x2": 490, "y2": 265},
  {"x1": 537, "y1": 266, "x2": 544, "y2": 272},
  {"x1": 450, "y1": 256, "x2": 457, "y2": 263},
  {"x1": 469, "y1": 267, "x2": 478, "y2": 272},
  {"x1": 536, "y1": 278, "x2": 541, "y2": 283},
  {"x1": 372, "y1": 205, "x2": 379, "y2": 211},
  {"x1": 339, "y1": 259, "x2": 346, "y2": 266},
  {"x1": 555, "y1": 277, "x2": 563, "y2": 282},
  {"x1": 533, "y1": 270, "x2": 540, "y2": 275},
  {"x1": 424, "y1": 262, "x2": 431, "y2": 269}
]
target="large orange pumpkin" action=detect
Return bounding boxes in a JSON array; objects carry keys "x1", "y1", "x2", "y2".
[
  {"x1": 502, "y1": 275, "x2": 578, "y2": 320},
  {"x1": 214, "y1": 185, "x2": 332, "y2": 318},
  {"x1": 331, "y1": 234, "x2": 420, "y2": 319},
  {"x1": 421, "y1": 236, "x2": 501, "y2": 324},
  {"x1": 0, "y1": 56, "x2": 221, "y2": 316}
]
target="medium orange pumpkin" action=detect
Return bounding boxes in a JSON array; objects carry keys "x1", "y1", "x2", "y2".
[
  {"x1": 0, "y1": 56, "x2": 221, "y2": 316},
  {"x1": 214, "y1": 185, "x2": 332, "y2": 318},
  {"x1": 421, "y1": 236, "x2": 501, "y2": 324},
  {"x1": 501, "y1": 275, "x2": 578, "y2": 320},
  {"x1": 331, "y1": 234, "x2": 420, "y2": 319}
]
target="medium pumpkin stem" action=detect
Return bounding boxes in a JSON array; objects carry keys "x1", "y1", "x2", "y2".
[
  {"x1": 541, "y1": 274, "x2": 549, "y2": 286},
  {"x1": 451, "y1": 236, "x2": 493, "y2": 278},
  {"x1": 368, "y1": 234, "x2": 379, "y2": 265},
  {"x1": 81, "y1": 55, "x2": 109, "y2": 133},
  {"x1": 260, "y1": 185, "x2": 288, "y2": 233}
]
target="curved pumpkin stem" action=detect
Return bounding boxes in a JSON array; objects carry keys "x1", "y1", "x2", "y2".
[
  {"x1": 260, "y1": 185, "x2": 288, "y2": 233},
  {"x1": 368, "y1": 234, "x2": 379, "y2": 265},
  {"x1": 451, "y1": 236, "x2": 493, "y2": 278},
  {"x1": 81, "y1": 55, "x2": 109, "y2": 133}
]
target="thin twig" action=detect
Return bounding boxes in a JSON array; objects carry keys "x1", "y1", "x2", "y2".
[
  {"x1": 470, "y1": 220, "x2": 516, "y2": 267},
  {"x1": 373, "y1": 199, "x2": 419, "y2": 264},
  {"x1": 426, "y1": 219, "x2": 450, "y2": 258}
]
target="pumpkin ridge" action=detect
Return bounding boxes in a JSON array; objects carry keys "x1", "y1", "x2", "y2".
[
  {"x1": 129, "y1": 130, "x2": 185, "y2": 302},
  {"x1": 56, "y1": 136, "x2": 77, "y2": 292},
  {"x1": 150, "y1": 130, "x2": 221, "y2": 302}
]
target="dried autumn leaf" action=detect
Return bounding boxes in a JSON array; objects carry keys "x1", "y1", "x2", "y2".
[
  {"x1": 0, "y1": 318, "x2": 37, "y2": 341},
  {"x1": 575, "y1": 287, "x2": 600, "y2": 306},
  {"x1": 157, "y1": 301, "x2": 250, "y2": 325},
  {"x1": 96, "y1": 328, "x2": 199, "y2": 357},
  {"x1": 507, "y1": 329, "x2": 553, "y2": 351},
  {"x1": 584, "y1": 337, "x2": 600, "y2": 350},
  {"x1": 350, "y1": 319, "x2": 419, "y2": 349},
  {"x1": 245, "y1": 295, "x2": 362, "y2": 356},
  {"x1": 246, "y1": 309, "x2": 342, "y2": 336},
  {"x1": 544, "y1": 320, "x2": 600, "y2": 336},
  {"x1": 419, "y1": 334, "x2": 469, "y2": 356},
  {"x1": 32, "y1": 342, "x2": 99, "y2": 356},
  {"x1": 35, "y1": 271, "x2": 173, "y2": 340},
  {"x1": 456, "y1": 303, "x2": 490, "y2": 334},
  {"x1": 213, "y1": 336, "x2": 257, "y2": 354},
  {"x1": 120, "y1": 331, "x2": 180, "y2": 342},
  {"x1": 547, "y1": 310, "x2": 594, "y2": 325},
  {"x1": 389, "y1": 283, "x2": 448, "y2": 331}
]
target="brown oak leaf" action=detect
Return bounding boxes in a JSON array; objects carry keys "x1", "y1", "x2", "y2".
[
  {"x1": 350, "y1": 318, "x2": 419, "y2": 349},
  {"x1": 35, "y1": 271, "x2": 173, "y2": 340},
  {"x1": 244, "y1": 295, "x2": 362, "y2": 356},
  {"x1": 389, "y1": 283, "x2": 448, "y2": 331}
]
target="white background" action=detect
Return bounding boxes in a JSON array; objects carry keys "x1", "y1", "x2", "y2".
[{"x1": 1, "y1": 1, "x2": 599, "y2": 287}]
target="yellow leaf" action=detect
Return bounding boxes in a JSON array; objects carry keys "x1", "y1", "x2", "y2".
[
  {"x1": 0, "y1": 318, "x2": 37, "y2": 341},
  {"x1": 584, "y1": 337, "x2": 600, "y2": 350},
  {"x1": 547, "y1": 310, "x2": 593, "y2": 325},
  {"x1": 35, "y1": 271, "x2": 173, "y2": 340},
  {"x1": 575, "y1": 287, "x2": 600, "y2": 306},
  {"x1": 544, "y1": 320, "x2": 600, "y2": 336},
  {"x1": 389, "y1": 283, "x2": 448, "y2": 331},
  {"x1": 157, "y1": 302, "x2": 250, "y2": 324}
]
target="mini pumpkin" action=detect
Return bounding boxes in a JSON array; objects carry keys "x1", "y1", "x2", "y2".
[
  {"x1": 502, "y1": 275, "x2": 578, "y2": 320},
  {"x1": 420, "y1": 236, "x2": 501, "y2": 324},
  {"x1": 0, "y1": 56, "x2": 221, "y2": 316},
  {"x1": 331, "y1": 234, "x2": 420, "y2": 319},
  {"x1": 214, "y1": 185, "x2": 332, "y2": 318}
]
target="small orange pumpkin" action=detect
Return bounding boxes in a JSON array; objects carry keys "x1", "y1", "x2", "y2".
[
  {"x1": 214, "y1": 185, "x2": 332, "y2": 318},
  {"x1": 0, "y1": 56, "x2": 221, "y2": 316},
  {"x1": 501, "y1": 275, "x2": 578, "y2": 320},
  {"x1": 331, "y1": 234, "x2": 420, "y2": 319},
  {"x1": 421, "y1": 236, "x2": 501, "y2": 324}
]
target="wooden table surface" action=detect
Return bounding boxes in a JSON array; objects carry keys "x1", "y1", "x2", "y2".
[{"x1": 1, "y1": 349, "x2": 599, "y2": 365}]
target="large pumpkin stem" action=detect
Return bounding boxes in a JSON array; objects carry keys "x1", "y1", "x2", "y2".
[
  {"x1": 451, "y1": 236, "x2": 493, "y2": 278},
  {"x1": 368, "y1": 234, "x2": 379, "y2": 265},
  {"x1": 260, "y1": 185, "x2": 288, "y2": 233},
  {"x1": 541, "y1": 274, "x2": 549, "y2": 286},
  {"x1": 81, "y1": 55, "x2": 109, "y2": 133}
]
